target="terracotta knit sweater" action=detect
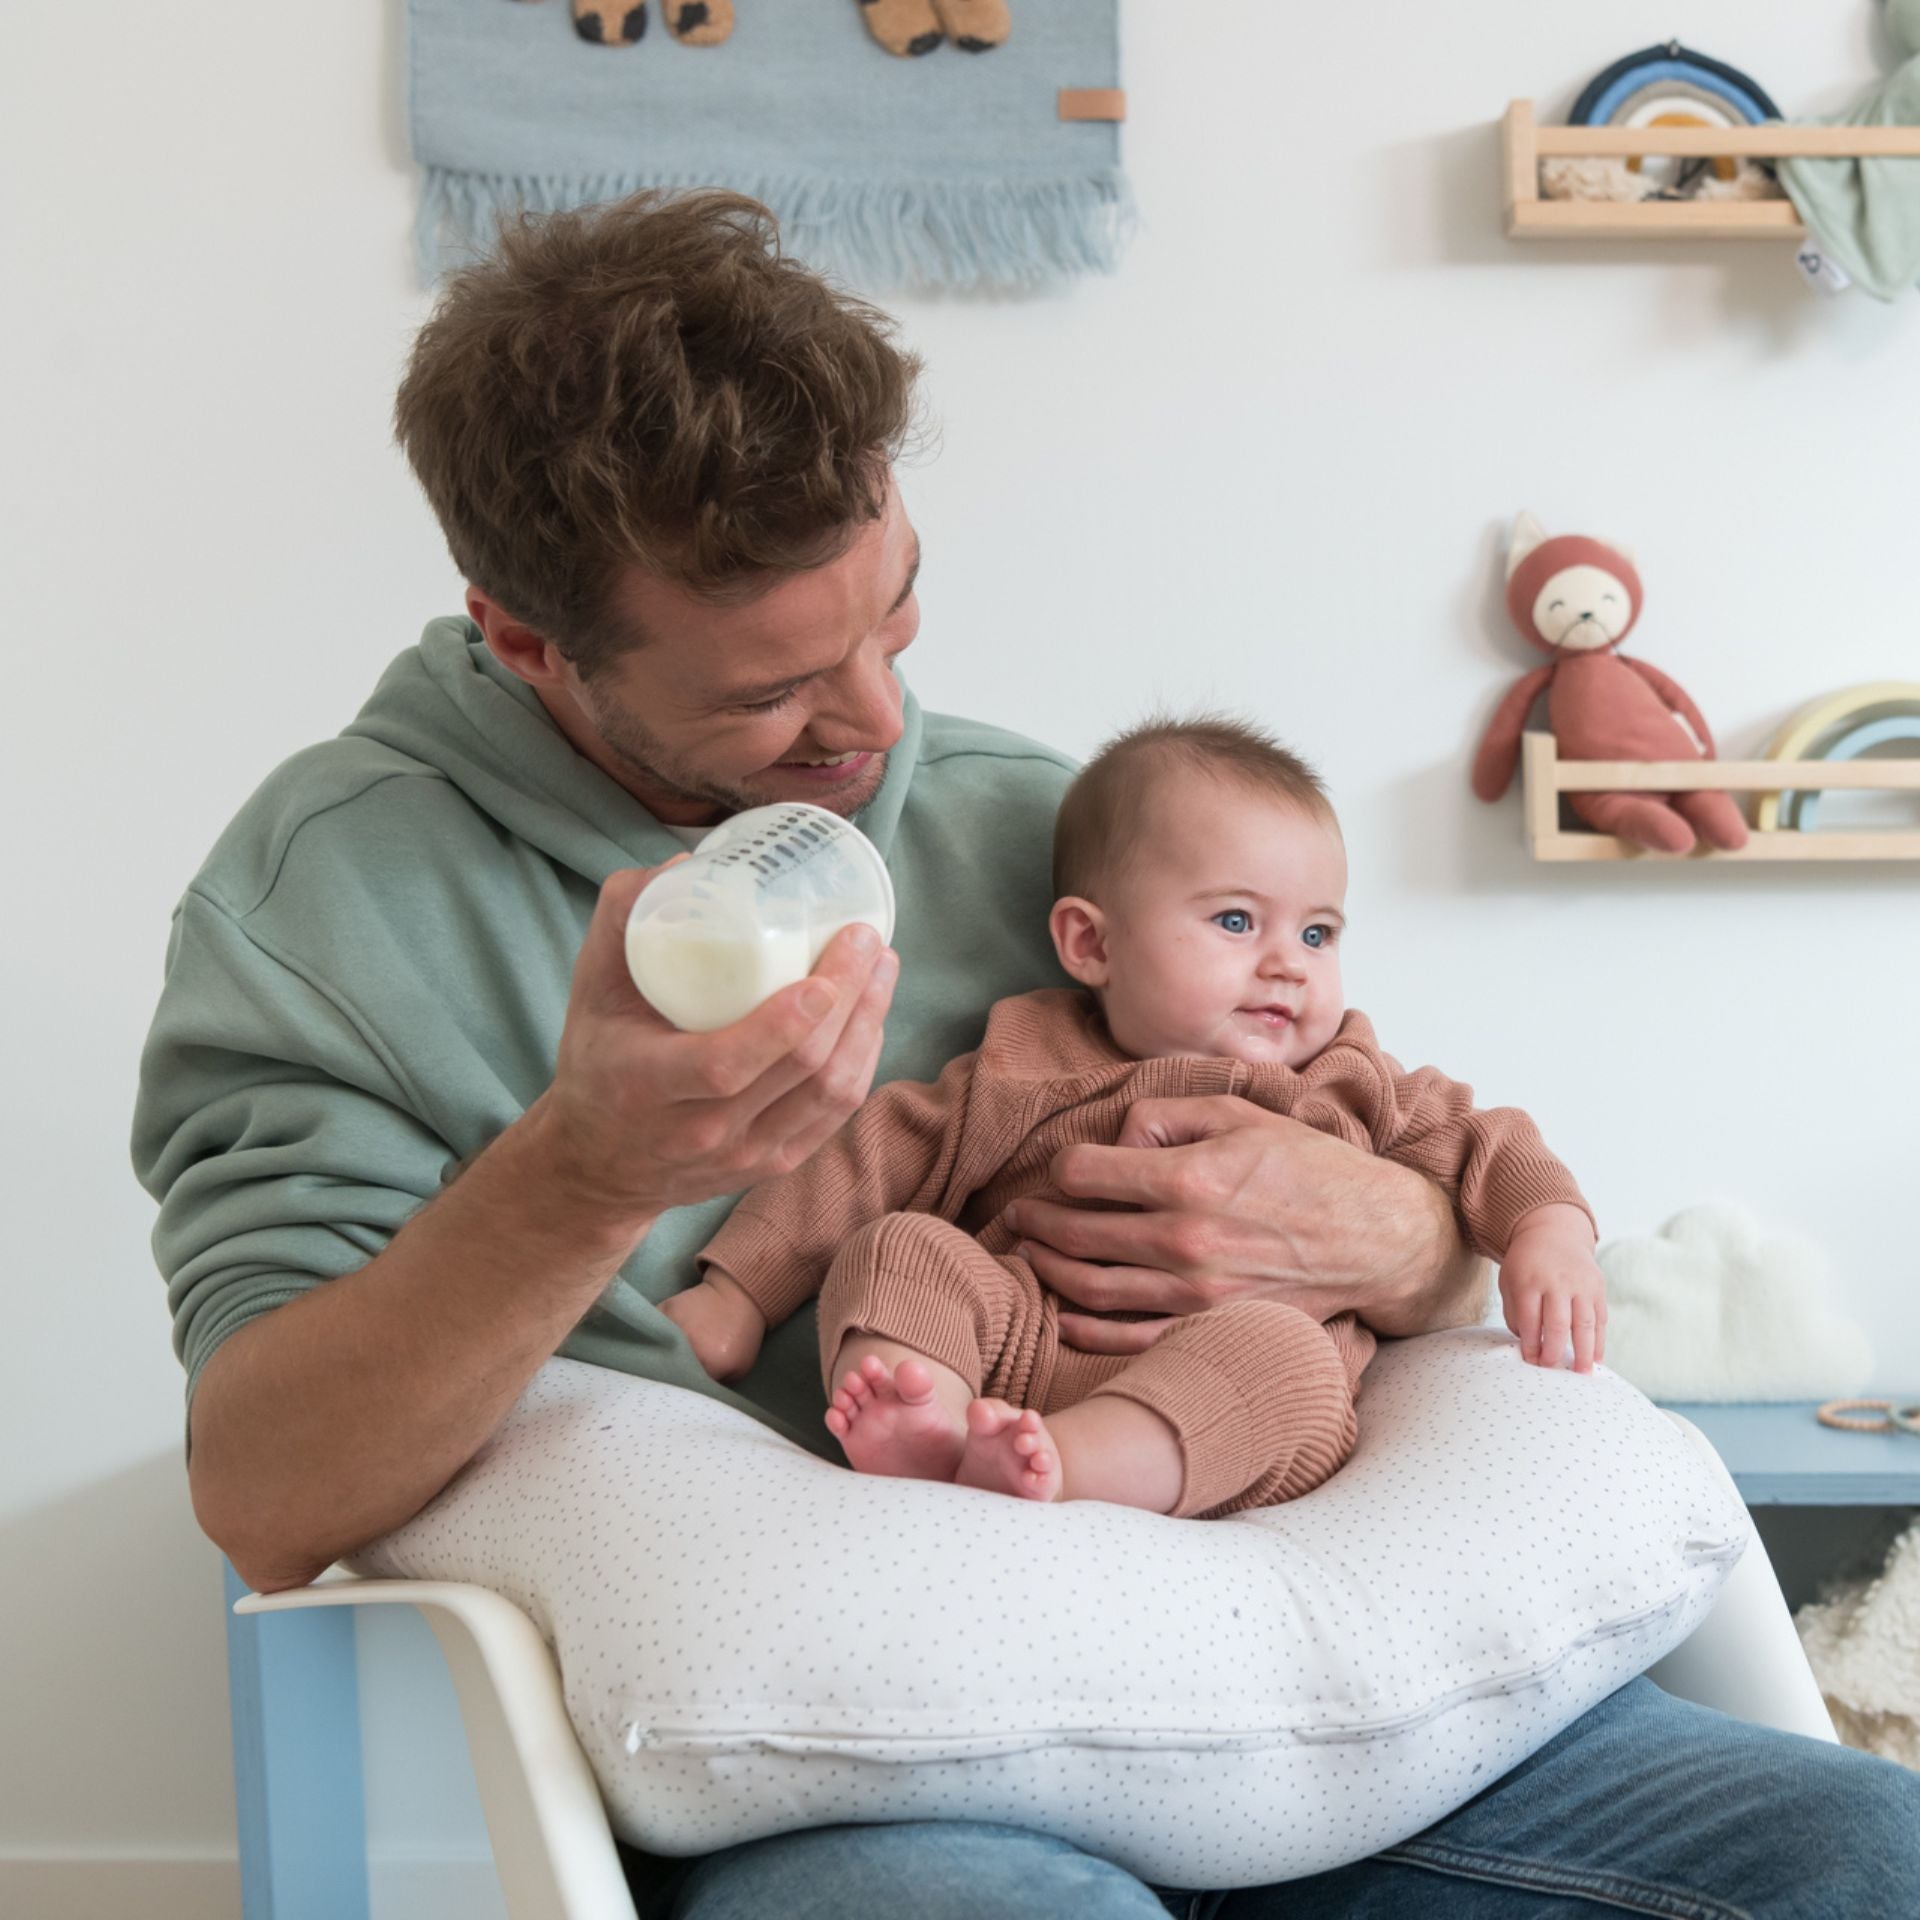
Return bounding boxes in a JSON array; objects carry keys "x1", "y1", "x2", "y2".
[{"x1": 700, "y1": 987, "x2": 1592, "y2": 1516}]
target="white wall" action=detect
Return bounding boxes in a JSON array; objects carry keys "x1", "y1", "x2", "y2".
[{"x1": 5, "y1": 0, "x2": 1915, "y2": 1906}]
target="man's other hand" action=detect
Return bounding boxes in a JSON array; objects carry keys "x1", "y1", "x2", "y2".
[{"x1": 1005, "y1": 1095, "x2": 1478, "y2": 1351}]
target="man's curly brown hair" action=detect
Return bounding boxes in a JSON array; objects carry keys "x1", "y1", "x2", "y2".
[{"x1": 394, "y1": 190, "x2": 924, "y2": 679}]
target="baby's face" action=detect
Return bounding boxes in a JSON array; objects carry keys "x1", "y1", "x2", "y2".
[{"x1": 1076, "y1": 780, "x2": 1348, "y2": 1069}]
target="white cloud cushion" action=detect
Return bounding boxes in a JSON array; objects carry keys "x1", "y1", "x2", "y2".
[
  {"x1": 1598, "y1": 1202, "x2": 1873, "y2": 1401},
  {"x1": 351, "y1": 1328, "x2": 1748, "y2": 1889}
]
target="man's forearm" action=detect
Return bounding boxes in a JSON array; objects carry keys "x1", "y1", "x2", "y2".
[
  {"x1": 1361, "y1": 1172, "x2": 1492, "y2": 1339},
  {"x1": 189, "y1": 1094, "x2": 654, "y2": 1593}
]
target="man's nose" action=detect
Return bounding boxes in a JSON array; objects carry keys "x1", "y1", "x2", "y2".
[{"x1": 816, "y1": 652, "x2": 904, "y2": 749}]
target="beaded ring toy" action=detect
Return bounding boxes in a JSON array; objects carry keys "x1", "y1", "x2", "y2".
[{"x1": 1816, "y1": 1398, "x2": 1920, "y2": 1434}]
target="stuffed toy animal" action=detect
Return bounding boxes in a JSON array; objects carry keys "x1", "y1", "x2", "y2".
[
  {"x1": 1472, "y1": 513, "x2": 1750, "y2": 854},
  {"x1": 524, "y1": 0, "x2": 1012, "y2": 54}
]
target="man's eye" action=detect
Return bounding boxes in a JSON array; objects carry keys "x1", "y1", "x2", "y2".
[
  {"x1": 1213, "y1": 910, "x2": 1253, "y2": 935},
  {"x1": 1303, "y1": 924, "x2": 1336, "y2": 949},
  {"x1": 734, "y1": 689, "x2": 797, "y2": 715}
]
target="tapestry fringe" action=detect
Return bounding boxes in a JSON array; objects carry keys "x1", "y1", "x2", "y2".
[{"x1": 415, "y1": 165, "x2": 1136, "y2": 291}]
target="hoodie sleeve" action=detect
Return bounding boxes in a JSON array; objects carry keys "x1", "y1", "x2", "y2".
[{"x1": 130, "y1": 889, "x2": 457, "y2": 1445}]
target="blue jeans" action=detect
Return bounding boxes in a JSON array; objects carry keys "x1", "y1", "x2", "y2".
[{"x1": 624, "y1": 1679, "x2": 1920, "y2": 1918}]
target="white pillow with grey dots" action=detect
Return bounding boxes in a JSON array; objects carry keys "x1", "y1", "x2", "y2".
[{"x1": 350, "y1": 1327, "x2": 1749, "y2": 1888}]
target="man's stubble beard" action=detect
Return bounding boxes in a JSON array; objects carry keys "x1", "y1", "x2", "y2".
[{"x1": 584, "y1": 686, "x2": 888, "y2": 823}]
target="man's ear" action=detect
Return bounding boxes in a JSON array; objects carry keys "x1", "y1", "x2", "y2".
[
  {"x1": 466, "y1": 587, "x2": 570, "y2": 690},
  {"x1": 1049, "y1": 897, "x2": 1110, "y2": 988}
]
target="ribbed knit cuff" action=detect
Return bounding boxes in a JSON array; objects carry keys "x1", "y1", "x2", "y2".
[
  {"x1": 1087, "y1": 1305, "x2": 1355, "y2": 1519},
  {"x1": 1473, "y1": 1161, "x2": 1597, "y2": 1261},
  {"x1": 696, "y1": 1207, "x2": 822, "y2": 1328},
  {"x1": 818, "y1": 1274, "x2": 994, "y2": 1400}
]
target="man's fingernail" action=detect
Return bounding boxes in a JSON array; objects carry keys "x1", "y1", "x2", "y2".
[
  {"x1": 798, "y1": 983, "x2": 833, "y2": 1019},
  {"x1": 849, "y1": 924, "x2": 881, "y2": 956}
]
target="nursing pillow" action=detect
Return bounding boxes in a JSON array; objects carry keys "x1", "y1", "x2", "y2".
[{"x1": 350, "y1": 1328, "x2": 1748, "y2": 1889}]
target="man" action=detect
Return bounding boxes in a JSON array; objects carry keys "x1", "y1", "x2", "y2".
[{"x1": 134, "y1": 191, "x2": 1919, "y2": 1918}]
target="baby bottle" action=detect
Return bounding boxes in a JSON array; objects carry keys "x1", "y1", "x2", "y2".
[{"x1": 624, "y1": 803, "x2": 896, "y2": 1032}]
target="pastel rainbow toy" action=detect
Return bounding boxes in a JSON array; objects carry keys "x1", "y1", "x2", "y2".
[
  {"x1": 1757, "y1": 682, "x2": 1920, "y2": 832},
  {"x1": 1570, "y1": 42, "x2": 1783, "y2": 189}
]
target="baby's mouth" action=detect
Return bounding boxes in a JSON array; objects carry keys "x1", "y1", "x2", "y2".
[{"x1": 1238, "y1": 1006, "x2": 1295, "y2": 1028}]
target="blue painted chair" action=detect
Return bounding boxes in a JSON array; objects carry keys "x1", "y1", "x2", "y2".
[
  {"x1": 225, "y1": 1563, "x2": 638, "y2": 1920},
  {"x1": 223, "y1": 1411, "x2": 1836, "y2": 1920}
]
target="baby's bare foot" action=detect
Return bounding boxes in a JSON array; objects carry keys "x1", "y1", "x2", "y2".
[
  {"x1": 954, "y1": 1397, "x2": 1062, "y2": 1503},
  {"x1": 825, "y1": 1354, "x2": 966, "y2": 1482}
]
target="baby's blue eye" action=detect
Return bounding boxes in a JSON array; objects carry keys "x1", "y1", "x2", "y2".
[
  {"x1": 1303, "y1": 924, "x2": 1332, "y2": 949},
  {"x1": 1213, "y1": 909, "x2": 1253, "y2": 935}
]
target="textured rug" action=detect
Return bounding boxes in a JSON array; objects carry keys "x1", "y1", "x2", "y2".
[{"x1": 1797, "y1": 1516, "x2": 1920, "y2": 1771}]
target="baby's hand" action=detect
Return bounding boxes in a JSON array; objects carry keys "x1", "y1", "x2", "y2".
[
  {"x1": 661, "y1": 1270, "x2": 767, "y2": 1383},
  {"x1": 1498, "y1": 1204, "x2": 1606, "y2": 1373}
]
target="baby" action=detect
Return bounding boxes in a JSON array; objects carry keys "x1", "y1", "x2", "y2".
[{"x1": 663, "y1": 718, "x2": 1605, "y2": 1519}]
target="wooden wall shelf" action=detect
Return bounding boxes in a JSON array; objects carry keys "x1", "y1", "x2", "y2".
[
  {"x1": 1502, "y1": 99, "x2": 1920, "y2": 240},
  {"x1": 1519, "y1": 732, "x2": 1920, "y2": 862}
]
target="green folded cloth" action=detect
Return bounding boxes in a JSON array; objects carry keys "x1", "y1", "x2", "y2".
[{"x1": 1779, "y1": 0, "x2": 1920, "y2": 300}]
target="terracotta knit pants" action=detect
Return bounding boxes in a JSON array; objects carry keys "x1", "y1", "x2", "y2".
[{"x1": 817, "y1": 1211, "x2": 1376, "y2": 1519}]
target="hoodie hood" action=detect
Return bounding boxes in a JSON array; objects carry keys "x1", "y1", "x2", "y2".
[{"x1": 342, "y1": 616, "x2": 926, "y2": 885}]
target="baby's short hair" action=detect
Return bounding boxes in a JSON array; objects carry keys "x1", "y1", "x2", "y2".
[{"x1": 1052, "y1": 714, "x2": 1335, "y2": 901}]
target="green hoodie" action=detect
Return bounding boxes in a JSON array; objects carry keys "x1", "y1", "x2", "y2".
[{"x1": 131, "y1": 618, "x2": 1076, "y2": 1456}]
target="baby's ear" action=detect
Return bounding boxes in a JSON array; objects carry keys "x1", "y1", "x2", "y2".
[
  {"x1": 1049, "y1": 897, "x2": 1110, "y2": 989},
  {"x1": 1507, "y1": 510, "x2": 1548, "y2": 580}
]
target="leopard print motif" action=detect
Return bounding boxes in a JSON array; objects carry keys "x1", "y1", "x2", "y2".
[
  {"x1": 519, "y1": 0, "x2": 1009, "y2": 57},
  {"x1": 858, "y1": 0, "x2": 1011, "y2": 56},
  {"x1": 515, "y1": 0, "x2": 736, "y2": 49}
]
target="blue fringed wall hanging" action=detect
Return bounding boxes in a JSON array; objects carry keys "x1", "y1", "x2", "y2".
[{"x1": 405, "y1": 0, "x2": 1132, "y2": 292}]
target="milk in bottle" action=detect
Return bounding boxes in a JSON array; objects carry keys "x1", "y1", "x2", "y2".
[{"x1": 624, "y1": 804, "x2": 895, "y2": 1032}]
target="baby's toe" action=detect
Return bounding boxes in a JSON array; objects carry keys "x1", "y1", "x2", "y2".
[{"x1": 966, "y1": 1396, "x2": 1014, "y2": 1436}]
